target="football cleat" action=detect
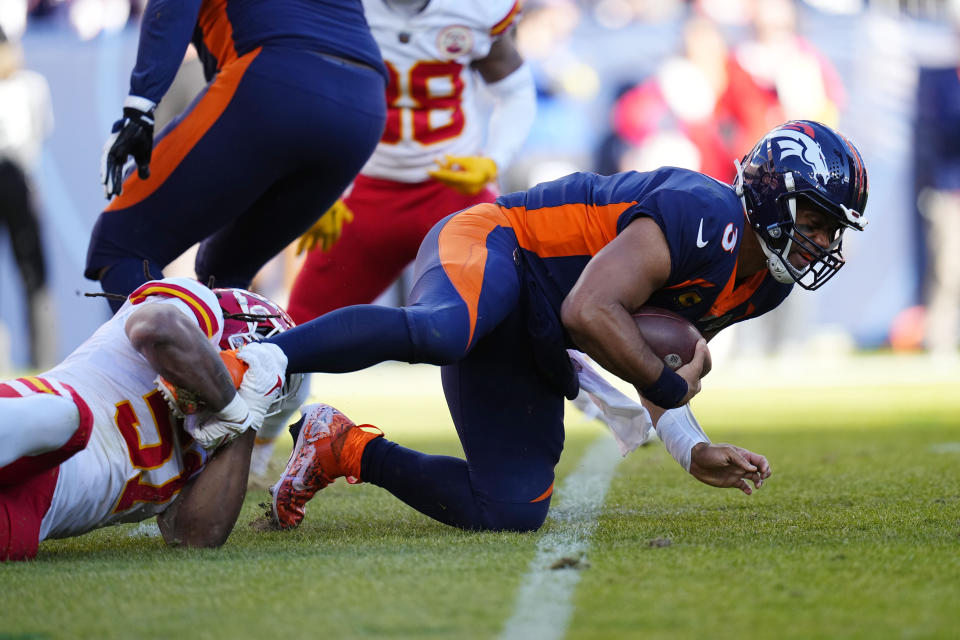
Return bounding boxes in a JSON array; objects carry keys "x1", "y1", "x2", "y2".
[{"x1": 269, "y1": 403, "x2": 382, "y2": 529}]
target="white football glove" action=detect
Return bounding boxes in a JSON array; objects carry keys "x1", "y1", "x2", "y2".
[
  {"x1": 235, "y1": 342, "x2": 289, "y2": 428},
  {"x1": 185, "y1": 394, "x2": 253, "y2": 450}
]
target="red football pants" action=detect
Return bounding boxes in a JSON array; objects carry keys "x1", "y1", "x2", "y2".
[{"x1": 287, "y1": 174, "x2": 496, "y2": 323}]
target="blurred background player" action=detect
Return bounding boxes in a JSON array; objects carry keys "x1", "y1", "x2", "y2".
[
  {"x1": 84, "y1": 0, "x2": 387, "y2": 313},
  {"x1": 914, "y1": 7, "x2": 960, "y2": 359},
  {"x1": 0, "y1": 277, "x2": 292, "y2": 561},
  {"x1": 0, "y1": 25, "x2": 55, "y2": 369},
  {"x1": 287, "y1": 0, "x2": 535, "y2": 322},
  {"x1": 261, "y1": 120, "x2": 866, "y2": 534}
]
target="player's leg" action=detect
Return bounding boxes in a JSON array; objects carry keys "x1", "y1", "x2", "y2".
[
  {"x1": 0, "y1": 467, "x2": 60, "y2": 561},
  {"x1": 271, "y1": 205, "x2": 522, "y2": 373},
  {"x1": 86, "y1": 48, "x2": 384, "y2": 311},
  {"x1": 0, "y1": 380, "x2": 93, "y2": 485},
  {"x1": 193, "y1": 51, "x2": 386, "y2": 290},
  {"x1": 360, "y1": 301, "x2": 564, "y2": 532}
]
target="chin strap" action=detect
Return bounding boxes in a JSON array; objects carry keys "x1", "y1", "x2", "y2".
[{"x1": 733, "y1": 158, "x2": 802, "y2": 285}]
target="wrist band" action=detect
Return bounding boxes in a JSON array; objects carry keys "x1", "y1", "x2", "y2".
[
  {"x1": 656, "y1": 404, "x2": 710, "y2": 472},
  {"x1": 639, "y1": 366, "x2": 687, "y2": 408},
  {"x1": 215, "y1": 393, "x2": 249, "y2": 425}
]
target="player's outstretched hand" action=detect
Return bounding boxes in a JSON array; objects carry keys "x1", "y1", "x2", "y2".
[
  {"x1": 688, "y1": 442, "x2": 772, "y2": 495},
  {"x1": 428, "y1": 155, "x2": 497, "y2": 195},
  {"x1": 235, "y1": 342, "x2": 288, "y2": 425},
  {"x1": 676, "y1": 339, "x2": 710, "y2": 405},
  {"x1": 101, "y1": 97, "x2": 156, "y2": 198},
  {"x1": 296, "y1": 199, "x2": 355, "y2": 254}
]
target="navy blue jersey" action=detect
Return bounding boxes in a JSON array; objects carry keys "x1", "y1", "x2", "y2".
[
  {"x1": 496, "y1": 168, "x2": 793, "y2": 335},
  {"x1": 129, "y1": 0, "x2": 386, "y2": 104}
]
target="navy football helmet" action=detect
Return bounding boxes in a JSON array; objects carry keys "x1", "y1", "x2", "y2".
[{"x1": 733, "y1": 120, "x2": 868, "y2": 290}]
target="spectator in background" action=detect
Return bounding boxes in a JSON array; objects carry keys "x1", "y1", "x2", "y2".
[
  {"x1": 608, "y1": 14, "x2": 734, "y2": 181},
  {"x1": 914, "y1": 21, "x2": 960, "y2": 359},
  {"x1": 0, "y1": 26, "x2": 55, "y2": 369},
  {"x1": 720, "y1": 0, "x2": 845, "y2": 156},
  {"x1": 716, "y1": 0, "x2": 846, "y2": 358}
]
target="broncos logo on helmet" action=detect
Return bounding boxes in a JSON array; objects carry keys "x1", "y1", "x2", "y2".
[
  {"x1": 770, "y1": 124, "x2": 831, "y2": 185},
  {"x1": 734, "y1": 120, "x2": 869, "y2": 291}
]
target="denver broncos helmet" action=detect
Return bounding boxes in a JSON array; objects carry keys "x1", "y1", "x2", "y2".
[
  {"x1": 734, "y1": 120, "x2": 868, "y2": 290},
  {"x1": 214, "y1": 287, "x2": 303, "y2": 418}
]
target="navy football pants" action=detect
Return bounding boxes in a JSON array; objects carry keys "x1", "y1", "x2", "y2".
[
  {"x1": 271, "y1": 211, "x2": 565, "y2": 531},
  {"x1": 86, "y1": 46, "x2": 386, "y2": 311}
]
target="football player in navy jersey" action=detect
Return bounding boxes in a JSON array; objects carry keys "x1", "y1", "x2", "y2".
[
  {"x1": 261, "y1": 120, "x2": 869, "y2": 534},
  {"x1": 85, "y1": 0, "x2": 387, "y2": 312}
]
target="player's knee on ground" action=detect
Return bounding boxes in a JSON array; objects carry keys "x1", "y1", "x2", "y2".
[
  {"x1": 479, "y1": 499, "x2": 550, "y2": 533},
  {"x1": 403, "y1": 304, "x2": 472, "y2": 365}
]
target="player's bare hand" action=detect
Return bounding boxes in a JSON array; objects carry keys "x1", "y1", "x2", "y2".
[
  {"x1": 676, "y1": 338, "x2": 709, "y2": 404},
  {"x1": 689, "y1": 442, "x2": 772, "y2": 495}
]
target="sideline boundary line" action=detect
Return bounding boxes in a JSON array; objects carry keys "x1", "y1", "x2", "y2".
[{"x1": 499, "y1": 435, "x2": 623, "y2": 640}]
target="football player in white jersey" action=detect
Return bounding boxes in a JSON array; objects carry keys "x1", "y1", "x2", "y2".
[
  {"x1": 0, "y1": 278, "x2": 292, "y2": 561},
  {"x1": 287, "y1": 0, "x2": 535, "y2": 322},
  {"x1": 257, "y1": 0, "x2": 535, "y2": 476}
]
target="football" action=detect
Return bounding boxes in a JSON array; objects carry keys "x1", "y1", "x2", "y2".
[{"x1": 632, "y1": 306, "x2": 711, "y2": 375}]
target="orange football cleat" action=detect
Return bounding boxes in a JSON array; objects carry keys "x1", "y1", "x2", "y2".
[{"x1": 270, "y1": 403, "x2": 382, "y2": 529}]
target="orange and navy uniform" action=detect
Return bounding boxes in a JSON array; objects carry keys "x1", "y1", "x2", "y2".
[
  {"x1": 85, "y1": 0, "x2": 387, "y2": 311},
  {"x1": 268, "y1": 168, "x2": 791, "y2": 533}
]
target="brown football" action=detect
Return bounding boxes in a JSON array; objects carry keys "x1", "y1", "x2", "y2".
[{"x1": 632, "y1": 306, "x2": 711, "y2": 375}]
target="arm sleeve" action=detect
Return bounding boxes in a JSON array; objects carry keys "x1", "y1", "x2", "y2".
[
  {"x1": 128, "y1": 0, "x2": 203, "y2": 104},
  {"x1": 483, "y1": 62, "x2": 536, "y2": 171}
]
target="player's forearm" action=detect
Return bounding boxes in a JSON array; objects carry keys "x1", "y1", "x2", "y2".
[
  {"x1": 562, "y1": 298, "x2": 664, "y2": 388},
  {"x1": 159, "y1": 429, "x2": 254, "y2": 548},
  {"x1": 126, "y1": 306, "x2": 236, "y2": 411},
  {"x1": 483, "y1": 63, "x2": 536, "y2": 170},
  {"x1": 129, "y1": 0, "x2": 203, "y2": 104}
]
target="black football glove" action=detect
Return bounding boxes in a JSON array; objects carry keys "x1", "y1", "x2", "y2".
[{"x1": 101, "y1": 98, "x2": 156, "y2": 198}]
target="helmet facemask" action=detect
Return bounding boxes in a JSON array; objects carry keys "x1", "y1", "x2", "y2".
[{"x1": 214, "y1": 287, "x2": 304, "y2": 419}]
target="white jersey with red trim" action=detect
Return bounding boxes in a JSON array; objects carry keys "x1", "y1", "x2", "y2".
[
  {"x1": 360, "y1": 0, "x2": 522, "y2": 183},
  {"x1": 31, "y1": 278, "x2": 224, "y2": 541}
]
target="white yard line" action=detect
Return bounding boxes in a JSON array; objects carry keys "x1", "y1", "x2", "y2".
[{"x1": 499, "y1": 435, "x2": 623, "y2": 640}]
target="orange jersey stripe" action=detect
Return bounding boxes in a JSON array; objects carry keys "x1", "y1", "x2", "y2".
[
  {"x1": 708, "y1": 266, "x2": 766, "y2": 318},
  {"x1": 500, "y1": 201, "x2": 634, "y2": 258},
  {"x1": 106, "y1": 48, "x2": 261, "y2": 211},
  {"x1": 665, "y1": 278, "x2": 716, "y2": 290},
  {"x1": 491, "y1": 0, "x2": 522, "y2": 36},
  {"x1": 197, "y1": 0, "x2": 237, "y2": 70},
  {"x1": 129, "y1": 282, "x2": 220, "y2": 338},
  {"x1": 437, "y1": 204, "x2": 507, "y2": 350}
]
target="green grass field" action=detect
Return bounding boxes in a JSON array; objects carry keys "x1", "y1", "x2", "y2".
[{"x1": 2, "y1": 355, "x2": 959, "y2": 639}]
